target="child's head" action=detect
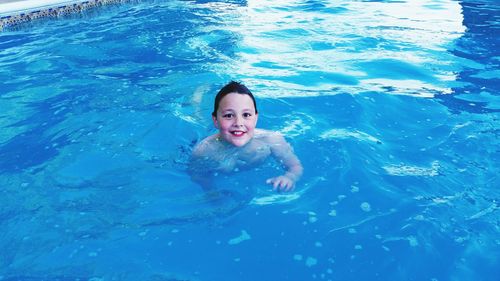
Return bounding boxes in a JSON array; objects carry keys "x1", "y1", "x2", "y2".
[
  {"x1": 212, "y1": 81, "x2": 258, "y2": 117},
  {"x1": 212, "y1": 81, "x2": 259, "y2": 147}
]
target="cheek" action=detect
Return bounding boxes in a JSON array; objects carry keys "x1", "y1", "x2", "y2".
[
  {"x1": 252, "y1": 115, "x2": 258, "y2": 129},
  {"x1": 218, "y1": 120, "x2": 232, "y2": 130},
  {"x1": 248, "y1": 119, "x2": 258, "y2": 129}
]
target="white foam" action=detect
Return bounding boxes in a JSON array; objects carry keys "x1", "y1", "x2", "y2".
[
  {"x1": 228, "y1": 230, "x2": 251, "y2": 245},
  {"x1": 320, "y1": 128, "x2": 382, "y2": 144},
  {"x1": 279, "y1": 116, "x2": 313, "y2": 137},
  {"x1": 250, "y1": 192, "x2": 300, "y2": 205},
  {"x1": 383, "y1": 160, "x2": 440, "y2": 176},
  {"x1": 250, "y1": 176, "x2": 321, "y2": 205}
]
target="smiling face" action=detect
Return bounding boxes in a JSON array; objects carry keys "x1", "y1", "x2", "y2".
[{"x1": 212, "y1": 93, "x2": 258, "y2": 147}]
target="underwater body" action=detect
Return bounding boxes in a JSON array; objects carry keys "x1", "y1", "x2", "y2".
[{"x1": 0, "y1": 0, "x2": 498, "y2": 280}]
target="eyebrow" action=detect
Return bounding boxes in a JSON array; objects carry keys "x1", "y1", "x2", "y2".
[{"x1": 220, "y1": 108, "x2": 254, "y2": 112}]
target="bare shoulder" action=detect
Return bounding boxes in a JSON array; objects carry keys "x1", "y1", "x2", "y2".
[{"x1": 192, "y1": 134, "x2": 219, "y2": 157}]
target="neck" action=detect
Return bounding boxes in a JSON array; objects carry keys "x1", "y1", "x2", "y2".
[{"x1": 215, "y1": 134, "x2": 252, "y2": 150}]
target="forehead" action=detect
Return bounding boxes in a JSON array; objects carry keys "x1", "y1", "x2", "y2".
[{"x1": 218, "y1": 93, "x2": 254, "y2": 109}]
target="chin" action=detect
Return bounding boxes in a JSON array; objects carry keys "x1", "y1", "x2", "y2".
[
  {"x1": 229, "y1": 135, "x2": 252, "y2": 147},
  {"x1": 223, "y1": 132, "x2": 252, "y2": 147},
  {"x1": 231, "y1": 139, "x2": 249, "y2": 147}
]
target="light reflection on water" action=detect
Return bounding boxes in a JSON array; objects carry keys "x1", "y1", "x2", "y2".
[{"x1": 221, "y1": 0, "x2": 467, "y2": 97}]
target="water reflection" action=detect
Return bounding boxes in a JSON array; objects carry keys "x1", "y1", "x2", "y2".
[
  {"x1": 439, "y1": 0, "x2": 500, "y2": 113},
  {"x1": 236, "y1": 0, "x2": 466, "y2": 98}
]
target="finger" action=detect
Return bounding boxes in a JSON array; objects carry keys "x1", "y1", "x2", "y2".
[
  {"x1": 273, "y1": 180, "x2": 280, "y2": 189},
  {"x1": 280, "y1": 181, "x2": 287, "y2": 190},
  {"x1": 278, "y1": 182, "x2": 288, "y2": 192},
  {"x1": 269, "y1": 179, "x2": 278, "y2": 190},
  {"x1": 283, "y1": 180, "x2": 293, "y2": 191}
]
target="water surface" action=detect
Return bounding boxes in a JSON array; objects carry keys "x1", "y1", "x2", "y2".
[{"x1": 0, "y1": 0, "x2": 498, "y2": 280}]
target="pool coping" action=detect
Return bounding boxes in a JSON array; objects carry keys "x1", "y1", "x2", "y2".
[{"x1": 0, "y1": 0, "x2": 134, "y2": 30}]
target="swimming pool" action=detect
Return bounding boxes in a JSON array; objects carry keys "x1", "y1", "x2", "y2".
[{"x1": 0, "y1": 0, "x2": 498, "y2": 280}]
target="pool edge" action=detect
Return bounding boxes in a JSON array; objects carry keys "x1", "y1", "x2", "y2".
[{"x1": 0, "y1": 0, "x2": 137, "y2": 30}]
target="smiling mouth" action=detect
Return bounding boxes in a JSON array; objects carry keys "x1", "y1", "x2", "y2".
[{"x1": 230, "y1": 130, "x2": 246, "y2": 136}]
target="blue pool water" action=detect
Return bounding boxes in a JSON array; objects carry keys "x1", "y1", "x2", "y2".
[{"x1": 0, "y1": 0, "x2": 499, "y2": 280}]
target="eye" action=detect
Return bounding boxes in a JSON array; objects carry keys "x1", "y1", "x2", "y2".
[
  {"x1": 223, "y1": 113, "x2": 234, "y2": 119},
  {"x1": 243, "y1": 112, "x2": 252, "y2": 118}
]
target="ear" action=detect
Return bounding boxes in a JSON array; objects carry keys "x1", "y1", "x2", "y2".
[
  {"x1": 212, "y1": 115, "x2": 219, "y2": 129},
  {"x1": 255, "y1": 112, "x2": 259, "y2": 124}
]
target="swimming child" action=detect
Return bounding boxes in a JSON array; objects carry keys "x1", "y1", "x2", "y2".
[{"x1": 189, "y1": 81, "x2": 303, "y2": 192}]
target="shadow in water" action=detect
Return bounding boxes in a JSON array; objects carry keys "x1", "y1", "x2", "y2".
[{"x1": 439, "y1": 0, "x2": 500, "y2": 114}]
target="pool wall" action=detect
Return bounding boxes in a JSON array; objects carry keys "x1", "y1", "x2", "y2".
[{"x1": 0, "y1": 0, "x2": 138, "y2": 30}]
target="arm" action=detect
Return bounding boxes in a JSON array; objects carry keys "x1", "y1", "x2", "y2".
[
  {"x1": 265, "y1": 132, "x2": 303, "y2": 192},
  {"x1": 188, "y1": 138, "x2": 216, "y2": 192}
]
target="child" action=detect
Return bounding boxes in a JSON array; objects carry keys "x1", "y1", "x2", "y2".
[{"x1": 189, "y1": 81, "x2": 303, "y2": 192}]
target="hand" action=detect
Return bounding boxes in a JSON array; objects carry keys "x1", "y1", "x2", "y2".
[{"x1": 266, "y1": 175, "x2": 295, "y2": 192}]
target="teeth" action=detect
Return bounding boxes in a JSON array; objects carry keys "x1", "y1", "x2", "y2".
[{"x1": 232, "y1": 131, "x2": 244, "y2": 136}]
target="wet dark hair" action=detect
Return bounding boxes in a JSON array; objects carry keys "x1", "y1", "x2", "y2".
[{"x1": 212, "y1": 81, "x2": 258, "y2": 117}]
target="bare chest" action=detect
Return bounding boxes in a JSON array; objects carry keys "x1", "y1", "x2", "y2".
[{"x1": 215, "y1": 141, "x2": 272, "y2": 172}]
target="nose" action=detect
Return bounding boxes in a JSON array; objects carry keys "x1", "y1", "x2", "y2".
[{"x1": 234, "y1": 115, "x2": 243, "y2": 127}]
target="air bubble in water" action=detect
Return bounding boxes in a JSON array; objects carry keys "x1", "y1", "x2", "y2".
[{"x1": 360, "y1": 202, "x2": 371, "y2": 212}]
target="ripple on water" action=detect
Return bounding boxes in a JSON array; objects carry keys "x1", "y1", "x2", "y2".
[
  {"x1": 383, "y1": 160, "x2": 440, "y2": 176},
  {"x1": 320, "y1": 128, "x2": 382, "y2": 144}
]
